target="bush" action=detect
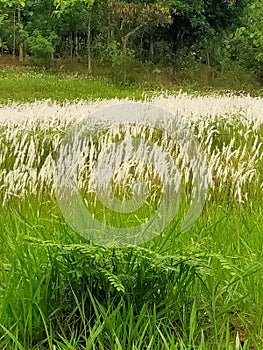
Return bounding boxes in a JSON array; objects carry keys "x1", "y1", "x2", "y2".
[
  {"x1": 27, "y1": 30, "x2": 57, "y2": 67},
  {"x1": 226, "y1": 0, "x2": 263, "y2": 80}
]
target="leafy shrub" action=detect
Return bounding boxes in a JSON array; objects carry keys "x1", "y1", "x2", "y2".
[
  {"x1": 27, "y1": 30, "x2": 57, "y2": 67},
  {"x1": 226, "y1": 0, "x2": 263, "y2": 79}
]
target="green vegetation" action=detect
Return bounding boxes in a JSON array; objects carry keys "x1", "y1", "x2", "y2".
[
  {"x1": 0, "y1": 96, "x2": 262, "y2": 348},
  {"x1": 0, "y1": 0, "x2": 263, "y2": 347},
  {"x1": 1, "y1": 199, "x2": 262, "y2": 349},
  {"x1": 0, "y1": 65, "x2": 147, "y2": 103},
  {"x1": 1, "y1": 64, "x2": 263, "y2": 105},
  {"x1": 0, "y1": 0, "x2": 263, "y2": 86}
]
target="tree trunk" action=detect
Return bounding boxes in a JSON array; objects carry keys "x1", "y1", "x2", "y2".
[
  {"x1": 87, "y1": 14, "x2": 91, "y2": 72},
  {"x1": 19, "y1": 44, "x2": 24, "y2": 62},
  {"x1": 18, "y1": 6, "x2": 24, "y2": 62},
  {"x1": 207, "y1": 51, "x2": 210, "y2": 67},
  {"x1": 139, "y1": 35, "x2": 143, "y2": 61},
  {"x1": 13, "y1": 7, "x2": 16, "y2": 59},
  {"x1": 149, "y1": 35, "x2": 154, "y2": 62},
  {"x1": 70, "y1": 33, "x2": 73, "y2": 61},
  {"x1": 75, "y1": 32, "x2": 79, "y2": 61},
  {"x1": 122, "y1": 24, "x2": 143, "y2": 54}
]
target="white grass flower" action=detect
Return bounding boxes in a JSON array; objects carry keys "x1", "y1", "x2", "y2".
[{"x1": 0, "y1": 95, "x2": 262, "y2": 205}]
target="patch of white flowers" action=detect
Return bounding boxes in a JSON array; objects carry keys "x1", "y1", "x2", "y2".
[{"x1": 0, "y1": 94, "x2": 262, "y2": 205}]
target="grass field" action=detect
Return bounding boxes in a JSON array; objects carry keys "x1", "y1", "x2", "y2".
[
  {"x1": 0, "y1": 67, "x2": 263, "y2": 349},
  {"x1": 0, "y1": 65, "x2": 147, "y2": 103},
  {"x1": 1, "y1": 64, "x2": 263, "y2": 105}
]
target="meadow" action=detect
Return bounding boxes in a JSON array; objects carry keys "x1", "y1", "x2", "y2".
[{"x1": 0, "y1": 69, "x2": 263, "y2": 349}]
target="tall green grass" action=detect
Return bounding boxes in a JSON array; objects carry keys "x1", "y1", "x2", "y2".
[{"x1": 1, "y1": 192, "x2": 262, "y2": 349}]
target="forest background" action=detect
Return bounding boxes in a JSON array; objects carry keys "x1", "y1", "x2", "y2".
[{"x1": 0, "y1": 0, "x2": 263, "y2": 89}]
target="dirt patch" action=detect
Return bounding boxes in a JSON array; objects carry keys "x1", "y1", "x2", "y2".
[{"x1": 0, "y1": 54, "x2": 27, "y2": 67}]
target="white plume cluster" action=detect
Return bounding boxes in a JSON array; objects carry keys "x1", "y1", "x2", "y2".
[{"x1": 0, "y1": 94, "x2": 262, "y2": 206}]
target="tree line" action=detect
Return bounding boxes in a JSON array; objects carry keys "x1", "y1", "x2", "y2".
[{"x1": 0, "y1": 0, "x2": 262, "y2": 81}]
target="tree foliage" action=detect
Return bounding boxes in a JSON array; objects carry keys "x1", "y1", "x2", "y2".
[
  {"x1": 228, "y1": 0, "x2": 263, "y2": 76},
  {"x1": 1, "y1": 0, "x2": 260, "y2": 79}
]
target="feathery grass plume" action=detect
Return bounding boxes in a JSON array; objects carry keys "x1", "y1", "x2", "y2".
[{"x1": 0, "y1": 95, "x2": 262, "y2": 205}]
